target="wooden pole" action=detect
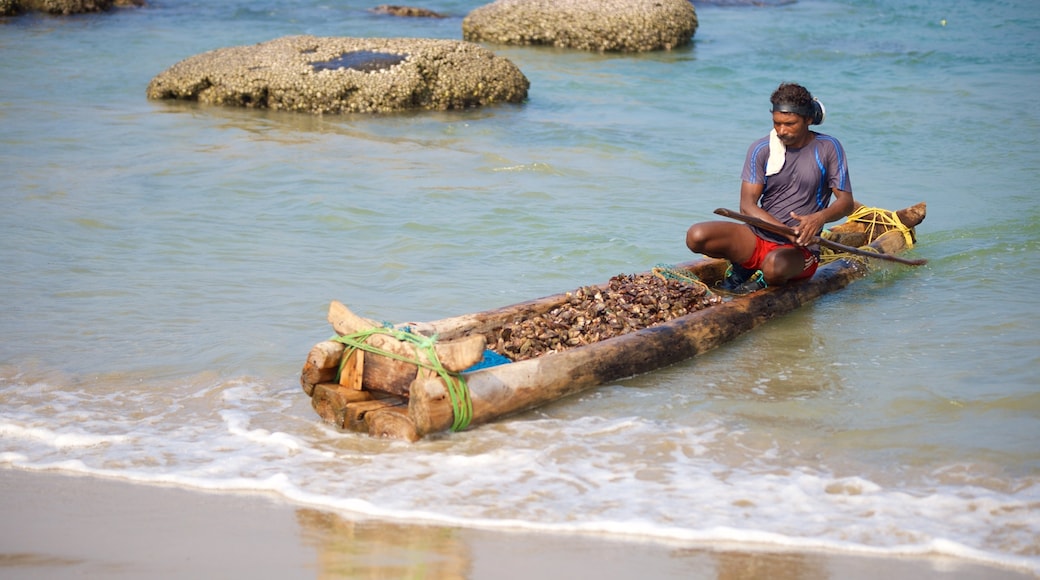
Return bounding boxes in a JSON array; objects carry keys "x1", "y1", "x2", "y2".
[{"x1": 713, "y1": 208, "x2": 927, "y2": 266}]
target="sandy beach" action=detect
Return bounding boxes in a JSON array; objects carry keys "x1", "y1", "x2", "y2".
[{"x1": 0, "y1": 468, "x2": 1031, "y2": 579}]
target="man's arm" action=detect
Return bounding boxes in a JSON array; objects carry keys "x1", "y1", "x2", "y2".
[{"x1": 738, "y1": 181, "x2": 787, "y2": 228}]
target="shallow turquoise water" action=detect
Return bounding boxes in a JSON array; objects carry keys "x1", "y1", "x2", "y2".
[{"x1": 1, "y1": 0, "x2": 1038, "y2": 575}]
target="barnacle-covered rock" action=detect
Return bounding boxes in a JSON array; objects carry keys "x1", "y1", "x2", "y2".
[
  {"x1": 2, "y1": 0, "x2": 142, "y2": 16},
  {"x1": 463, "y1": 0, "x2": 697, "y2": 52},
  {"x1": 146, "y1": 35, "x2": 529, "y2": 114},
  {"x1": 490, "y1": 272, "x2": 721, "y2": 361}
]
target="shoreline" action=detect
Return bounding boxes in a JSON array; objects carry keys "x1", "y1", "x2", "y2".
[{"x1": 0, "y1": 468, "x2": 1032, "y2": 579}]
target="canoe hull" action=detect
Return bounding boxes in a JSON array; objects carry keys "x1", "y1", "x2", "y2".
[
  {"x1": 303, "y1": 204, "x2": 925, "y2": 440},
  {"x1": 411, "y1": 229, "x2": 903, "y2": 435}
]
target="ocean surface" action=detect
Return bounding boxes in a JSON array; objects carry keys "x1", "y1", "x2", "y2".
[{"x1": 2, "y1": 0, "x2": 1038, "y2": 576}]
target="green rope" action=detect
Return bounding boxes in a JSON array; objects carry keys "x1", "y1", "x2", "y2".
[
  {"x1": 330, "y1": 326, "x2": 473, "y2": 432},
  {"x1": 652, "y1": 263, "x2": 713, "y2": 296}
]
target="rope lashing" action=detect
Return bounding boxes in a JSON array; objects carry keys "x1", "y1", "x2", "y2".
[
  {"x1": 820, "y1": 206, "x2": 914, "y2": 265},
  {"x1": 846, "y1": 205, "x2": 915, "y2": 248},
  {"x1": 330, "y1": 326, "x2": 473, "y2": 432}
]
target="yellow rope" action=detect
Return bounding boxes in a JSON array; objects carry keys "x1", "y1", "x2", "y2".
[
  {"x1": 846, "y1": 205, "x2": 915, "y2": 248},
  {"x1": 820, "y1": 206, "x2": 914, "y2": 265}
]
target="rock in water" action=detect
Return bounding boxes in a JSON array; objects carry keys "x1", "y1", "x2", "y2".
[
  {"x1": 147, "y1": 35, "x2": 529, "y2": 114},
  {"x1": 463, "y1": 0, "x2": 698, "y2": 52}
]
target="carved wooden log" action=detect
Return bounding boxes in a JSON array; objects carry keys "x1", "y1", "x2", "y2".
[
  {"x1": 827, "y1": 202, "x2": 925, "y2": 247},
  {"x1": 365, "y1": 406, "x2": 419, "y2": 441},
  {"x1": 409, "y1": 376, "x2": 455, "y2": 435},
  {"x1": 308, "y1": 203, "x2": 926, "y2": 439},
  {"x1": 301, "y1": 341, "x2": 346, "y2": 396},
  {"x1": 431, "y1": 335, "x2": 486, "y2": 371},
  {"x1": 409, "y1": 209, "x2": 923, "y2": 435},
  {"x1": 896, "y1": 202, "x2": 926, "y2": 227}
]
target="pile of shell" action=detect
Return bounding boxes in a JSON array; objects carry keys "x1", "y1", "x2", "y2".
[{"x1": 488, "y1": 272, "x2": 721, "y2": 361}]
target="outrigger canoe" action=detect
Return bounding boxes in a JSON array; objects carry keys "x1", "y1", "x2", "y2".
[{"x1": 301, "y1": 202, "x2": 926, "y2": 441}]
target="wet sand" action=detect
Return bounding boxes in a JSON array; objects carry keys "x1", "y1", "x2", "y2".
[{"x1": 0, "y1": 469, "x2": 1031, "y2": 579}]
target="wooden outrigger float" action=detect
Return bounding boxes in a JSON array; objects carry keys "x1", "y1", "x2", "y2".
[{"x1": 301, "y1": 203, "x2": 926, "y2": 441}]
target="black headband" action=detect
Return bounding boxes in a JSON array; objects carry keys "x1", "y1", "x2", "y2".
[
  {"x1": 772, "y1": 98, "x2": 825, "y2": 125},
  {"x1": 772, "y1": 102, "x2": 814, "y2": 117}
]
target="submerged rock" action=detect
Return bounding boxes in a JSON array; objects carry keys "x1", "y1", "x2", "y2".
[
  {"x1": 146, "y1": 35, "x2": 530, "y2": 115},
  {"x1": 1, "y1": 0, "x2": 142, "y2": 16},
  {"x1": 697, "y1": 0, "x2": 794, "y2": 5},
  {"x1": 371, "y1": 5, "x2": 446, "y2": 18},
  {"x1": 463, "y1": 0, "x2": 698, "y2": 52}
]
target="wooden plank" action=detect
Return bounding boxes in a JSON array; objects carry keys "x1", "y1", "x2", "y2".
[{"x1": 338, "y1": 348, "x2": 364, "y2": 390}]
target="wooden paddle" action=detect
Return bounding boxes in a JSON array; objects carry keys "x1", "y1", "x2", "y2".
[{"x1": 714, "y1": 208, "x2": 928, "y2": 266}]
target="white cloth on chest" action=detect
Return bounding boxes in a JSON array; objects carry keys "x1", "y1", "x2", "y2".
[{"x1": 765, "y1": 128, "x2": 785, "y2": 176}]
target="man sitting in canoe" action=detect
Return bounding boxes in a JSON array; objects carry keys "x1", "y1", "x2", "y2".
[{"x1": 685, "y1": 82, "x2": 855, "y2": 295}]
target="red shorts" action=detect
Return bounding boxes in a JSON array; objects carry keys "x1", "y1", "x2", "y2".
[{"x1": 740, "y1": 238, "x2": 819, "y2": 281}]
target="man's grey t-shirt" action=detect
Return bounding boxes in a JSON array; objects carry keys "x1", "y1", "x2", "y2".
[{"x1": 741, "y1": 132, "x2": 852, "y2": 245}]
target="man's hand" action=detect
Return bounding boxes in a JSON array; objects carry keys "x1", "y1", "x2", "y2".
[
  {"x1": 789, "y1": 211, "x2": 826, "y2": 246},
  {"x1": 789, "y1": 189, "x2": 855, "y2": 246}
]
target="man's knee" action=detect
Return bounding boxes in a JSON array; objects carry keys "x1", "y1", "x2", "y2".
[
  {"x1": 761, "y1": 249, "x2": 804, "y2": 284},
  {"x1": 686, "y1": 224, "x2": 708, "y2": 252}
]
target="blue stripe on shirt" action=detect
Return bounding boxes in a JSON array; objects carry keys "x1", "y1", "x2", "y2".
[
  {"x1": 815, "y1": 134, "x2": 850, "y2": 191},
  {"x1": 748, "y1": 140, "x2": 770, "y2": 184}
]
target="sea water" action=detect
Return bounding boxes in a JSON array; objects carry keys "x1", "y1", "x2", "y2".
[{"x1": 1, "y1": 0, "x2": 1038, "y2": 575}]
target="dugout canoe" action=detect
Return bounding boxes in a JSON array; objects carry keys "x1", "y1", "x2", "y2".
[{"x1": 301, "y1": 202, "x2": 926, "y2": 441}]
